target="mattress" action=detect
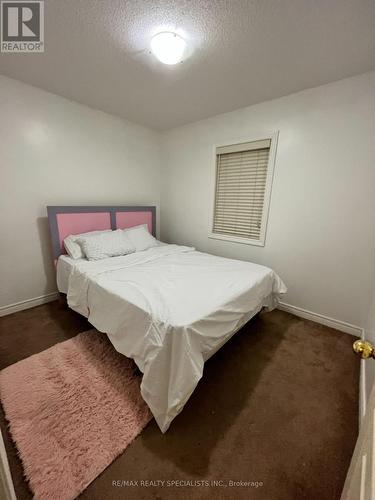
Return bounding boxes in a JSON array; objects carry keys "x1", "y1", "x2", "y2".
[{"x1": 57, "y1": 244, "x2": 286, "y2": 432}]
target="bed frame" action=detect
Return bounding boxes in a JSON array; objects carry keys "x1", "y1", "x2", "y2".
[{"x1": 47, "y1": 205, "x2": 156, "y2": 261}]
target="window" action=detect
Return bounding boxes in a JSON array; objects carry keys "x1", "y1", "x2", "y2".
[{"x1": 209, "y1": 135, "x2": 277, "y2": 246}]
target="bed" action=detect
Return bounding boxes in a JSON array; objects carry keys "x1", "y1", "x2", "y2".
[{"x1": 48, "y1": 205, "x2": 286, "y2": 432}]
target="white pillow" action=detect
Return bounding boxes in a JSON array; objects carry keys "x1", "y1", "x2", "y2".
[
  {"x1": 123, "y1": 224, "x2": 157, "y2": 252},
  {"x1": 77, "y1": 229, "x2": 135, "y2": 261},
  {"x1": 64, "y1": 230, "x2": 111, "y2": 259}
]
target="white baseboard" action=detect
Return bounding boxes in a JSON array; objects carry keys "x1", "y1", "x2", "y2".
[
  {"x1": 0, "y1": 292, "x2": 59, "y2": 318},
  {"x1": 278, "y1": 301, "x2": 362, "y2": 337}
]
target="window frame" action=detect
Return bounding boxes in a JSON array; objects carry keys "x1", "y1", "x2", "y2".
[{"x1": 208, "y1": 131, "x2": 279, "y2": 247}]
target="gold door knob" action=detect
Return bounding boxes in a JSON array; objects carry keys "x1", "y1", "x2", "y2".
[{"x1": 353, "y1": 340, "x2": 375, "y2": 359}]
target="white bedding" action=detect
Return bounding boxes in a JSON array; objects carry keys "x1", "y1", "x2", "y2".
[
  {"x1": 57, "y1": 245, "x2": 286, "y2": 432},
  {"x1": 57, "y1": 255, "x2": 84, "y2": 294}
]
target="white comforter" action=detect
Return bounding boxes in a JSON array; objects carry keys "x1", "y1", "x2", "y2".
[{"x1": 63, "y1": 245, "x2": 286, "y2": 432}]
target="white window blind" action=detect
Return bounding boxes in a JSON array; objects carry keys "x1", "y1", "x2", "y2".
[{"x1": 212, "y1": 139, "x2": 271, "y2": 242}]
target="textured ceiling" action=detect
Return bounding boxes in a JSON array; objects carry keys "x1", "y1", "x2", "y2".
[{"x1": 0, "y1": 0, "x2": 374, "y2": 130}]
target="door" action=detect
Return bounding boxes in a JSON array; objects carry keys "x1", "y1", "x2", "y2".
[
  {"x1": 341, "y1": 380, "x2": 375, "y2": 499},
  {"x1": 341, "y1": 294, "x2": 375, "y2": 499},
  {"x1": 0, "y1": 428, "x2": 16, "y2": 500}
]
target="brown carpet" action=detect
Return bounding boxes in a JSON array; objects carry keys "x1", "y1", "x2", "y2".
[{"x1": 0, "y1": 302, "x2": 359, "y2": 500}]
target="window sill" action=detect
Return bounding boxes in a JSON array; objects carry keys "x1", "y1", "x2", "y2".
[{"x1": 208, "y1": 232, "x2": 265, "y2": 247}]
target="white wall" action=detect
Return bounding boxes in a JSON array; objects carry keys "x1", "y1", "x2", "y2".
[
  {"x1": 1, "y1": 71, "x2": 374, "y2": 329},
  {"x1": 160, "y1": 71, "x2": 375, "y2": 329},
  {"x1": 0, "y1": 75, "x2": 161, "y2": 311}
]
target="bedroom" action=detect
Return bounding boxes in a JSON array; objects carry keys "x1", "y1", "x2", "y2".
[{"x1": 0, "y1": 1, "x2": 375, "y2": 499}]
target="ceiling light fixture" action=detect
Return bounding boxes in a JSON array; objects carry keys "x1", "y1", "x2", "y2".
[{"x1": 150, "y1": 32, "x2": 186, "y2": 65}]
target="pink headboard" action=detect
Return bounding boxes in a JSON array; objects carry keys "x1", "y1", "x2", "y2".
[{"x1": 47, "y1": 205, "x2": 156, "y2": 259}]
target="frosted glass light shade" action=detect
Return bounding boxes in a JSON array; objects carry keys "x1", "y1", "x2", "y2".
[{"x1": 151, "y1": 32, "x2": 186, "y2": 65}]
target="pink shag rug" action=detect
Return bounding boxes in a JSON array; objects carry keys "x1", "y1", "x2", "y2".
[{"x1": 0, "y1": 329, "x2": 152, "y2": 500}]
